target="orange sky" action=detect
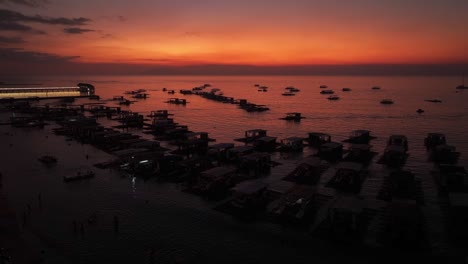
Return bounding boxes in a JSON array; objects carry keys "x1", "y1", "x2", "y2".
[{"x1": 1, "y1": 0, "x2": 468, "y2": 69}]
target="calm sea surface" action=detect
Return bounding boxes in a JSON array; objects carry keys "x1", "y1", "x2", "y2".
[{"x1": 0, "y1": 75, "x2": 467, "y2": 263}]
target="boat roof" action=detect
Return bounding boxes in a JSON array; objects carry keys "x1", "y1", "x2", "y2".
[
  {"x1": 255, "y1": 136, "x2": 277, "y2": 142},
  {"x1": 321, "y1": 142, "x2": 343, "y2": 149},
  {"x1": 229, "y1": 145, "x2": 254, "y2": 153},
  {"x1": 201, "y1": 166, "x2": 237, "y2": 178},
  {"x1": 232, "y1": 180, "x2": 267, "y2": 195},
  {"x1": 241, "y1": 152, "x2": 271, "y2": 161},
  {"x1": 336, "y1": 162, "x2": 363, "y2": 172},
  {"x1": 267, "y1": 180, "x2": 295, "y2": 194},
  {"x1": 209, "y1": 143, "x2": 235, "y2": 149},
  {"x1": 427, "y1": 132, "x2": 445, "y2": 137},
  {"x1": 308, "y1": 132, "x2": 330, "y2": 137},
  {"x1": 282, "y1": 136, "x2": 304, "y2": 142},
  {"x1": 349, "y1": 144, "x2": 371, "y2": 150},
  {"x1": 112, "y1": 148, "x2": 149, "y2": 157}
]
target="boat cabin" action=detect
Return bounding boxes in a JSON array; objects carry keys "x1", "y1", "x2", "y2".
[
  {"x1": 424, "y1": 133, "x2": 446, "y2": 149},
  {"x1": 307, "y1": 132, "x2": 331, "y2": 147},
  {"x1": 235, "y1": 129, "x2": 267, "y2": 143},
  {"x1": 264, "y1": 181, "x2": 295, "y2": 202},
  {"x1": 230, "y1": 180, "x2": 268, "y2": 210},
  {"x1": 327, "y1": 162, "x2": 365, "y2": 193},
  {"x1": 283, "y1": 157, "x2": 328, "y2": 185},
  {"x1": 281, "y1": 112, "x2": 304, "y2": 121},
  {"x1": 279, "y1": 137, "x2": 304, "y2": 152},
  {"x1": 208, "y1": 143, "x2": 235, "y2": 161},
  {"x1": 387, "y1": 135, "x2": 408, "y2": 152},
  {"x1": 318, "y1": 142, "x2": 343, "y2": 162},
  {"x1": 431, "y1": 144, "x2": 460, "y2": 164},
  {"x1": 343, "y1": 130, "x2": 374, "y2": 144},
  {"x1": 266, "y1": 185, "x2": 316, "y2": 224},
  {"x1": 197, "y1": 166, "x2": 238, "y2": 195},
  {"x1": 381, "y1": 145, "x2": 407, "y2": 167},
  {"x1": 344, "y1": 144, "x2": 374, "y2": 164},
  {"x1": 239, "y1": 152, "x2": 271, "y2": 175},
  {"x1": 253, "y1": 136, "x2": 277, "y2": 152},
  {"x1": 227, "y1": 145, "x2": 255, "y2": 162}
]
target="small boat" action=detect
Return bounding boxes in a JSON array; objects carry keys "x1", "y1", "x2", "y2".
[
  {"x1": 319, "y1": 85, "x2": 328, "y2": 88},
  {"x1": 280, "y1": 112, "x2": 304, "y2": 121},
  {"x1": 254, "y1": 84, "x2": 260, "y2": 87},
  {"x1": 416, "y1": 109, "x2": 424, "y2": 113},
  {"x1": 320, "y1": 90, "x2": 334, "y2": 94},
  {"x1": 342, "y1": 87, "x2": 351, "y2": 92},
  {"x1": 64, "y1": 170, "x2": 95, "y2": 182},
  {"x1": 285, "y1": 87, "x2": 300, "y2": 92},
  {"x1": 372, "y1": 86, "x2": 381, "y2": 90},
  {"x1": 282, "y1": 92, "x2": 295, "y2": 96},
  {"x1": 380, "y1": 99, "x2": 394, "y2": 104},
  {"x1": 38, "y1": 155, "x2": 57, "y2": 165},
  {"x1": 118, "y1": 100, "x2": 132, "y2": 105},
  {"x1": 166, "y1": 98, "x2": 187, "y2": 105},
  {"x1": 328, "y1": 95, "x2": 340, "y2": 100},
  {"x1": 425, "y1": 99, "x2": 442, "y2": 103}
]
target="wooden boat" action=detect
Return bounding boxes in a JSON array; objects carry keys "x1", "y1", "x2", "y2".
[
  {"x1": 380, "y1": 99, "x2": 394, "y2": 104},
  {"x1": 424, "y1": 133, "x2": 446, "y2": 149},
  {"x1": 280, "y1": 112, "x2": 304, "y2": 121},
  {"x1": 342, "y1": 130, "x2": 376, "y2": 144},
  {"x1": 307, "y1": 132, "x2": 331, "y2": 147},
  {"x1": 320, "y1": 90, "x2": 334, "y2": 94},
  {"x1": 327, "y1": 162, "x2": 366, "y2": 193}
]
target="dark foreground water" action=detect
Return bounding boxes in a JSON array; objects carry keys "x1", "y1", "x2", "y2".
[{"x1": 0, "y1": 75, "x2": 467, "y2": 263}]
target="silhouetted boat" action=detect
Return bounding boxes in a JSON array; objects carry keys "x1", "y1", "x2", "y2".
[
  {"x1": 343, "y1": 130, "x2": 376, "y2": 144},
  {"x1": 328, "y1": 95, "x2": 339, "y2": 100},
  {"x1": 280, "y1": 112, "x2": 304, "y2": 121},
  {"x1": 319, "y1": 85, "x2": 328, "y2": 88},
  {"x1": 285, "y1": 87, "x2": 300, "y2": 92},
  {"x1": 166, "y1": 98, "x2": 187, "y2": 105},
  {"x1": 282, "y1": 92, "x2": 295, "y2": 96},
  {"x1": 320, "y1": 90, "x2": 334, "y2": 94},
  {"x1": 380, "y1": 99, "x2": 394, "y2": 104},
  {"x1": 416, "y1": 108, "x2": 424, "y2": 114},
  {"x1": 424, "y1": 133, "x2": 446, "y2": 149},
  {"x1": 372, "y1": 86, "x2": 381, "y2": 90},
  {"x1": 342, "y1": 87, "x2": 351, "y2": 92},
  {"x1": 425, "y1": 99, "x2": 442, "y2": 103}
]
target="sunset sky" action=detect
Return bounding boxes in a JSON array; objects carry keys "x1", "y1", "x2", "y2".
[{"x1": 1, "y1": 0, "x2": 467, "y2": 75}]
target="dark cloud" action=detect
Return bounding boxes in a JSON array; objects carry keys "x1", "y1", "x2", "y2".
[
  {"x1": 0, "y1": 0, "x2": 48, "y2": 8},
  {"x1": 0, "y1": 47, "x2": 79, "y2": 63},
  {"x1": 63, "y1": 27, "x2": 94, "y2": 34},
  {"x1": 0, "y1": 21, "x2": 45, "y2": 34},
  {"x1": 0, "y1": 9, "x2": 91, "y2": 25},
  {"x1": 0, "y1": 35, "x2": 25, "y2": 43}
]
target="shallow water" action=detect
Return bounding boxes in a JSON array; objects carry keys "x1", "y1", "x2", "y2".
[{"x1": 0, "y1": 75, "x2": 467, "y2": 263}]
